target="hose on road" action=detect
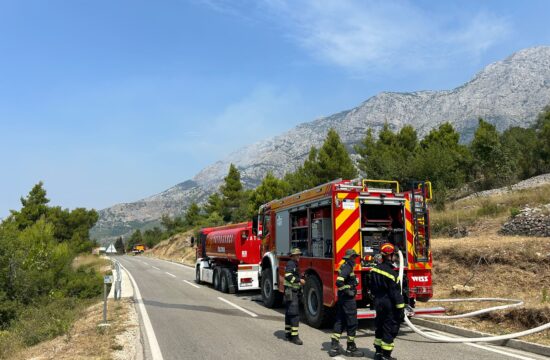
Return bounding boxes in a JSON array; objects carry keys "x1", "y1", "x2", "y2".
[{"x1": 397, "y1": 250, "x2": 550, "y2": 343}]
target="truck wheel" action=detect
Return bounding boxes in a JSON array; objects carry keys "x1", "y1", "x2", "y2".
[
  {"x1": 261, "y1": 268, "x2": 282, "y2": 308},
  {"x1": 227, "y1": 270, "x2": 236, "y2": 294},
  {"x1": 213, "y1": 268, "x2": 221, "y2": 290},
  {"x1": 304, "y1": 275, "x2": 327, "y2": 328},
  {"x1": 195, "y1": 266, "x2": 202, "y2": 284},
  {"x1": 220, "y1": 268, "x2": 229, "y2": 293}
]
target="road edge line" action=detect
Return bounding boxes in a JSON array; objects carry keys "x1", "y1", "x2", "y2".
[
  {"x1": 411, "y1": 318, "x2": 550, "y2": 357},
  {"x1": 118, "y1": 261, "x2": 164, "y2": 360}
]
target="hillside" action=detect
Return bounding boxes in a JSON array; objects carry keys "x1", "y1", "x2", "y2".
[
  {"x1": 142, "y1": 173, "x2": 550, "y2": 345},
  {"x1": 92, "y1": 46, "x2": 550, "y2": 242}
]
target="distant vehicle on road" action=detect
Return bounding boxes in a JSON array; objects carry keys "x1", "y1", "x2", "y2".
[{"x1": 132, "y1": 244, "x2": 146, "y2": 254}]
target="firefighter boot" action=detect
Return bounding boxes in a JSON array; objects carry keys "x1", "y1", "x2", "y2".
[
  {"x1": 373, "y1": 345, "x2": 383, "y2": 360},
  {"x1": 381, "y1": 350, "x2": 397, "y2": 360},
  {"x1": 289, "y1": 335, "x2": 303, "y2": 345},
  {"x1": 328, "y1": 339, "x2": 341, "y2": 357},
  {"x1": 345, "y1": 342, "x2": 364, "y2": 357}
]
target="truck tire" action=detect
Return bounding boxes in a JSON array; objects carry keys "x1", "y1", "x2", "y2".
[
  {"x1": 261, "y1": 268, "x2": 282, "y2": 308},
  {"x1": 195, "y1": 266, "x2": 202, "y2": 284},
  {"x1": 213, "y1": 268, "x2": 221, "y2": 290},
  {"x1": 220, "y1": 268, "x2": 230, "y2": 293},
  {"x1": 227, "y1": 270, "x2": 237, "y2": 294},
  {"x1": 304, "y1": 275, "x2": 328, "y2": 328}
]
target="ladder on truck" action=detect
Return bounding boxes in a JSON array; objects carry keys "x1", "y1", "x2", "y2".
[{"x1": 410, "y1": 181, "x2": 431, "y2": 262}]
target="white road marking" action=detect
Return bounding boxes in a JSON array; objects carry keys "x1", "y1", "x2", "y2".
[
  {"x1": 218, "y1": 297, "x2": 258, "y2": 318},
  {"x1": 467, "y1": 343, "x2": 536, "y2": 360},
  {"x1": 151, "y1": 266, "x2": 160, "y2": 270},
  {"x1": 165, "y1": 261, "x2": 195, "y2": 271},
  {"x1": 415, "y1": 325, "x2": 538, "y2": 360},
  {"x1": 117, "y1": 261, "x2": 164, "y2": 360},
  {"x1": 183, "y1": 280, "x2": 201, "y2": 288},
  {"x1": 165, "y1": 272, "x2": 176, "y2": 278},
  {"x1": 141, "y1": 261, "x2": 149, "y2": 265}
]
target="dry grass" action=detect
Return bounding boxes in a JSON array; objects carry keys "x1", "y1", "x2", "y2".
[
  {"x1": 431, "y1": 184, "x2": 550, "y2": 236},
  {"x1": 73, "y1": 254, "x2": 111, "y2": 273},
  {"x1": 421, "y1": 232, "x2": 550, "y2": 345},
  {"x1": 14, "y1": 298, "x2": 138, "y2": 360}
]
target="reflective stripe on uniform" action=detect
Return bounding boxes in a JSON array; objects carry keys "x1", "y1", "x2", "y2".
[
  {"x1": 374, "y1": 338, "x2": 382, "y2": 346},
  {"x1": 336, "y1": 276, "x2": 345, "y2": 281},
  {"x1": 284, "y1": 280, "x2": 300, "y2": 289},
  {"x1": 338, "y1": 285, "x2": 351, "y2": 290},
  {"x1": 381, "y1": 341, "x2": 394, "y2": 350},
  {"x1": 348, "y1": 336, "x2": 355, "y2": 342},
  {"x1": 291, "y1": 326, "x2": 299, "y2": 336},
  {"x1": 371, "y1": 268, "x2": 396, "y2": 282},
  {"x1": 395, "y1": 303, "x2": 405, "y2": 309},
  {"x1": 331, "y1": 333, "x2": 341, "y2": 340}
]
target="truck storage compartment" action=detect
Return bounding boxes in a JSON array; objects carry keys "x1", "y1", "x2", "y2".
[{"x1": 360, "y1": 203, "x2": 405, "y2": 258}]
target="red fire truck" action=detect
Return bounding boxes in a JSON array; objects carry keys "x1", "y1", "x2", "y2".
[
  {"x1": 257, "y1": 179, "x2": 443, "y2": 327},
  {"x1": 195, "y1": 222, "x2": 262, "y2": 293}
]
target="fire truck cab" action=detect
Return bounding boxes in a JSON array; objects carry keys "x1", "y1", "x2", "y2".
[{"x1": 257, "y1": 178, "x2": 440, "y2": 328}]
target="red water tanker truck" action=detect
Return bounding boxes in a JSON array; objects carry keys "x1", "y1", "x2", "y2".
[{"x1": 195, "y1": 222, "x2": 261, "y2": 293}]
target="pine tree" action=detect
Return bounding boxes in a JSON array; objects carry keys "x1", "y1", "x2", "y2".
[
  {"x1": 471, "y1": 118, "x2": 514, "y2": 189},
  {"x1": 184, "y1": 202, "x2": 202, "y2": 227},
  {"x1": 220, "y1": 164, "x2": 245, "y2": 223},
  {"x1": 10, "y1": 182, "x2": 50, "y2": 230},
  {"x1": 114, "y1": 237, "x2": 125, "y2": 254},
  {"x1": 412, "y1": 122, "x2": 472, "y2": 206},
  {"x1": 535, "y1": 105, "x2": 550, "y2": 172},
  {"x1": 316, "y1": 128, "x2": 357, "y2": 183},
  {"x1": 355, "y1": 124, "x2": 418, "y2": 183},
  {"x1": 248, "y1": 172, "x2": 290, "y2": 216},
  {"x1": 204, "y1": 193, "x2": 223, "y2": 216}
]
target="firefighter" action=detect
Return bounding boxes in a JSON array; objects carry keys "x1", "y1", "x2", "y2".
[
  {"x1": 329, "y1": 249, "x2": 364, "y2": 357},
  {"x1": 370, "y1": 243, "x2": 405, "y2": 360},
  {"x1": 284, "y1": 247, "x2": 305, "y2": 345}
]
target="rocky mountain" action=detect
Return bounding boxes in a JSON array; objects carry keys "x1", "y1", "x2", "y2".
[{"x1": 91, "y1": 46, "x2": 550, "y2": 242}]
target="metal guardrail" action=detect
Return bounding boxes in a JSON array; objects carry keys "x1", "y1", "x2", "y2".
[{"x1": 111, "y1": 258, "x2": 122, "y2": 301}]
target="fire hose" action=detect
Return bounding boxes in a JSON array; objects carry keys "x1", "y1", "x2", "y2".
[{"x1": 397, "y1": 250, "x2": 550, "y2": 343}]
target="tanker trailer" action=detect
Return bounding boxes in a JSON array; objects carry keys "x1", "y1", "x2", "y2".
[{"x1": 195, "y1": 222, "x2": 261, "y2": 293}]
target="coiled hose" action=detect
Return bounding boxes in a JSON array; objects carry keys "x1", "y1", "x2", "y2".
[{"x1": 397, "y1": 250, "x2": 550, "y2": 343}]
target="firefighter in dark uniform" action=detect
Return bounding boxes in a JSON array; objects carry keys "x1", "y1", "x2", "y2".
[
  {"x1": 329, "y1": 249, "x2": 364, "y2": 357},
  {"x1": 370, "y1": 243, "x2": 405, "y2": 360},
  {"x1": 284, "y1": 248, "x2": 305, "y2": 345}
]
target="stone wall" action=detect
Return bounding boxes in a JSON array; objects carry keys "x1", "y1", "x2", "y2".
[{"x1": 500, "y1": 205, "x2": 550, "y2": 237}]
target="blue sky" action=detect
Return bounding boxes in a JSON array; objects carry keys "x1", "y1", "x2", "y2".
[{"x1": 1, "y1": 0, "x2": 549, "y2": 218}]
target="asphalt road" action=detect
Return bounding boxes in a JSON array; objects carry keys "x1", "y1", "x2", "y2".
[{"x1": 117, "y1": 255, "x2": 547, "y2": 360}]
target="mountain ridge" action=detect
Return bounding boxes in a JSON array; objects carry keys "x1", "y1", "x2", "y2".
[{"x1": 91, "y1": 46, "x2": 550, "y2": 242}]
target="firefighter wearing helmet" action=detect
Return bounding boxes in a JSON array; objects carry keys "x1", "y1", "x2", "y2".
[
  {"x1": 329, "y1": 249, "x2": 364, "y2": 357},
  {"x1": 284, "y1": 248, "x2": 305, "y2": 345},
  {"x1": 370, "y1": 243, "x2": 405, "y2": 360}
]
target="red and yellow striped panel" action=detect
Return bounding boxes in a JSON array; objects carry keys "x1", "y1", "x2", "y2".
[
  {"x1": 334, "y1": 192, "x2": 360, "y2": 268},
  {"x1": 404, "y1": 195, "x2": 431, "y2": 270}
]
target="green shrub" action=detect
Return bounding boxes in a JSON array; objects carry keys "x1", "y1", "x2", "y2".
[
  {"x1": 13, "y1": 298, "x2": 77, "y2": 346},
  {"x1": 0, "y1": 300, "x2": 20, "y2": 331},
  {"x1": 64, "y1": 268, "x2": 103, "y2": 299},
  {"x1": 476, "y1": 200, "x2": 504, "y2": 217},
  {"x1": 509, "y1": 207, "x2": 521, "y2": 218}
]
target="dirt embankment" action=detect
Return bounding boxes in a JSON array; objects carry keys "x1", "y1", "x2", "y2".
[
  {"x1": 427, "y1": 230, "x2": 550, "y2": 345},
  {"x1": 14, "y1": 298, "x2": 139, "y2": 360},
  {"x1": 142, "y1": 230, "x2": 197, "y2": 266}
]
